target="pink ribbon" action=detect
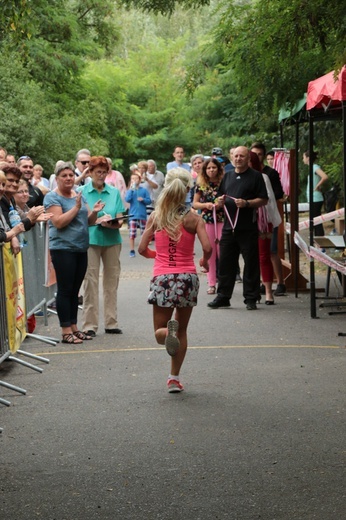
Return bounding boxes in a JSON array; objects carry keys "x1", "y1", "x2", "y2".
[{"x1": 223, "y1": 195, "x2": 240, "y2": 232}]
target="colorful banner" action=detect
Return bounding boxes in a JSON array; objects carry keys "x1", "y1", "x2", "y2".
[
  {"x1": 286, "y1": 208, "x2": 345, "y2": 234},
  {"x1": 294, "y1": 231, "x2": 346, "y2": 275},
  {"x1": 3, "y1": 244, "x2": 26, "y2": 352}
]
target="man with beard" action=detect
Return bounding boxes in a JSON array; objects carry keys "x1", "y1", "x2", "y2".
[{"x1": 17, "y1": 155, "x2": 44, "y2": 208}]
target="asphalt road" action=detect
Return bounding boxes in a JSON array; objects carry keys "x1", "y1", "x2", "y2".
[{"x1": 1, "y1": 236, "x2": 345, "y2": 520}]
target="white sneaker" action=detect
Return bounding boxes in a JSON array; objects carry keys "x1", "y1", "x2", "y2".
[
  {"x1": 167, "y1": 378, "x2": 184, "y2": 393},
  {"x1": 165, "y1": 319, "x2": 180, "y2": 356}
]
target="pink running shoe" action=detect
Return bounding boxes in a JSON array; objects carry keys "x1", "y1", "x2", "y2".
[{"x1": 167, "y1": 378, "x2": 184, "y2": 393}]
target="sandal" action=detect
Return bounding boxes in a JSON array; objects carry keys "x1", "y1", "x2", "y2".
[
  {"x1": 207, "y1": 286, "x2": 216, "y2": 295},
  {"x1": 73, "y1": 330, "x2": 93, "y2": 341},
  {"x1": 62, "y1": 333, "x2": 83, "y2": 344}
]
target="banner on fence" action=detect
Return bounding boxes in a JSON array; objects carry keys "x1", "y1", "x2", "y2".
[
  {"x1": 3, "y1": 244, "x2": 26, "y2": 352},
  {"x1": 294, "y1": 231, "x2": 346, "y2": 275},
  {"x1": 286, "y1": 208, "x2": 345, "y2": 234}
]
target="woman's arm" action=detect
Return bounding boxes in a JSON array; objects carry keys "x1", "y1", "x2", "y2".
[
  {"x1": 25, "y1": 205, "x2": 46, "y2": 224},
  {"x1": 138, "y1": 214, "x2": 156, "y2": 258},
  {"x1": 87, "y1": 199, "x2": 106, "y2": 225},
  {"x1": 49, "y1": 192, "x2": 82, "y2": 229},
  {"x1": 192, "y1": 190, "x2": 202, "y2": 210},
  {"x1": 195, "y1": 216, "x2": 212, "y2": 271},
  {"x1": 100, "y1": 213, "x2": 125, "y2": 229},
  {"x1": 0, "y1": 222, "x2": 25, "y2": 243},
  {"x1": 10, "y1": 236, "x2": 21, "y2": 256},
  {"x1": 118, "y1": 174, "x2": 127, "y2": 201},
  {"x1": 315, "y1": 167, "x2": 328, "y2": 191},
  {"x1": 192, "y1": 190, "x2": 214, "y2": 211}
]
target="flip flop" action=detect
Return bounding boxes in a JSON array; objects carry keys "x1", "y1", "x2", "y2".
[
  {"x1": 73, "y1": 330, "x2": 93, "y2": 340},
  {"x1": 62, "y1": 333, "x2": 83, "y2": 344}
]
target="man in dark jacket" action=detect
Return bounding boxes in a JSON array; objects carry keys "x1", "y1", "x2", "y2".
[{"x1": 208, "y1": 146, "x2": 268, "y2": 311}]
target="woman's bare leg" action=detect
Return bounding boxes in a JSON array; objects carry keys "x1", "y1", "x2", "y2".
[
  {"x1": 170, "y1": 307, "x2": 193, "y2": 377},
  {"x1": 152, "y1": 305, "x2": 193, "y2": 379},
  {"x1": 153, "y1": 305, "x2": 174, "y2": 345}
]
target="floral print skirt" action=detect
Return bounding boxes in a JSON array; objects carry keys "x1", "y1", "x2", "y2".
[{"x1": 148, "y1": 273, "x2": 200, "y2": 308}]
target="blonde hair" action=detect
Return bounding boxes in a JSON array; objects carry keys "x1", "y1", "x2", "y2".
[
  {"x1": 0, "y1": 170, "x2": 6, "y2": 183},
  {"x1": 17, "y1": 179, "x2": 28, "y2": 189},
  {"x1": 151, "y1": 167, "x2": 192, "y2": 241},
  {"x1": 137, "y1": 161, "x2": 148, "y2": 170}
]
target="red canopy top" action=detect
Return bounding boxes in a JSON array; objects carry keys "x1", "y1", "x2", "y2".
[{"x1": 307, "y1": 66, "x2": 346, "y2": 111}]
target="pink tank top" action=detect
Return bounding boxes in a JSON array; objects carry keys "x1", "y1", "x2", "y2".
[{"x1": 153, "y1": 226, "x2": 197, "y2": 276}]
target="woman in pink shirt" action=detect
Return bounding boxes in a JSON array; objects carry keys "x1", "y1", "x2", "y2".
[
  {"x1": 139, "y1": 168, "x2": 212, "y2": 393},
  {"x1": 105, "y1": 158, "x2": 127, "y2": 205}
]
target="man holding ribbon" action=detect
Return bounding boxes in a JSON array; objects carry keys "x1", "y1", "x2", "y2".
[{"x1": 208, "y1": 146, "x2": 268, "y2": 311}]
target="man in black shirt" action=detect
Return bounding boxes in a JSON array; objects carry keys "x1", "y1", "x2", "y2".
[{"x1": 208, "y1": 146, "x2": 268, "y2": 310}]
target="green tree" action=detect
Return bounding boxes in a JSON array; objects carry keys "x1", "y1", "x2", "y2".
[
  {"x1": 83, "y1": 60, "x2": 138, "y2": 169},
  {"x1": 213, "y1": 0, "x2": 346, "y2": 112},
  {"x1": 0, "y1": 51, "x2": 109, "y2": 172},
  {"x1": 1, "y1": 0, "x2": 120, "y2": 93},
  {"x1": 120, "y1": 0, "x2": 210, "y2": 16}
]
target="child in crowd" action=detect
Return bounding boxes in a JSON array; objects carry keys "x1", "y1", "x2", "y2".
[
  {"x1": 138, "y1": 167, "x2": 212, "y2": 393},
  {"x1": 125, "y1": 172, "x2": 151, "y2": 257}
]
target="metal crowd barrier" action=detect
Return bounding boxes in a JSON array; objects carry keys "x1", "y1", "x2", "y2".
[
  {"x1": 0, "y1": 222, "x2": 59, "y2": 430},
  {"x1": 21, "y1": 222, "x2": 59, "y2": 346}
]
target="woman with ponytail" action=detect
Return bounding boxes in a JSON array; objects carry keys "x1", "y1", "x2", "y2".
[{"x1": 138, "y1": 167, "x2": 212, "y2": 393}]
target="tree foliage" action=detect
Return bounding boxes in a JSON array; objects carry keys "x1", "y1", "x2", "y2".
[
  {"x1": 120, "y1": 0, "x2": 210, "y2": 15},
  {"x1": 0, "y1": 0, "x2": 344, "y2": 186},
  {"x1": 1, "y1": 0, "x2": 120, "y2": 92},
  {"x1": 213, "y1": 0, "x2": 346, "y2": 112}
]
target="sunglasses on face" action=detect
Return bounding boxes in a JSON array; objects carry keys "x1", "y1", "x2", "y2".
[{"x1": 79, "y1": 160, "x2": 90, "y2": 165}]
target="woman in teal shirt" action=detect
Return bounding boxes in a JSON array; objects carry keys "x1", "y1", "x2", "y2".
[
  {"x1": 303, "y1": 151, "x2": 328, "y2": 236},
  {"x1": 78, "y1": 156, "x2": 125, "y2": 336}
]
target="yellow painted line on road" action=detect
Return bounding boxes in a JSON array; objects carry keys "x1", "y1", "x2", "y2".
[{"x1": 36, "y1": 344, "x2": 343, "y2": 356}]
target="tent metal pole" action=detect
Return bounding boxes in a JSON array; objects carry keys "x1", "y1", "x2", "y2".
[
  {"x1": 343, "y1": 101, "x2": 346, "y2": 247},
  {"x1": 309, "y1": 114, "x2": 317, "y2": 318},
  {"x1": 294, "y1": 120, "x2": 300, "y2": 297}
]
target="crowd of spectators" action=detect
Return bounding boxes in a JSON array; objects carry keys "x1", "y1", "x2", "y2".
[{"x1": 0, "y1": 143, "x2": 289, "y2": 343}]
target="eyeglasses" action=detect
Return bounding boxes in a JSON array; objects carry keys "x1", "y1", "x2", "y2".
[
  {"x1": 18, "y1": 155, "x2": 32, "y2": 161},
  {"x1": 6, "y1": 178, "x2": 20, "y2": 184},
  {"x1": 17, "y1": 190, "x2": 29, "y2": 194},
  {"x1": 78, "y1": 160, "x2": 90, "y2": 165}
]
